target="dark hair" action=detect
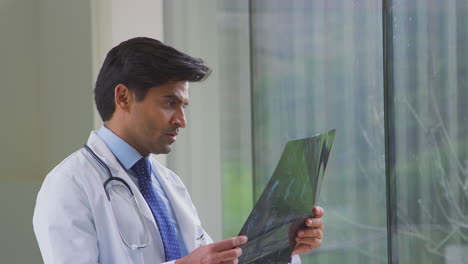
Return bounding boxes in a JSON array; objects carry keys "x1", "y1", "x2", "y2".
[{"x1": 94, "y1": 37, "x2": 211, "y2": 121}]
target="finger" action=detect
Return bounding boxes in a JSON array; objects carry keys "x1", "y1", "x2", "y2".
[
  {"x1": 211, "y1": 236, "x2": 248, "y2": 251},
  {"x1": 216, "y1": 247, "x2": 242, "y2": 261},
  {"x1": 292, "y1": 242, "x2": 316, "y2": 255},
  {"x1": 297, "y1": 228, "x2": 322, "y2": 239},
  {"x1": 221, "y1": 259, "x2": 239, "y2": 264},
  {"x1": 296, "y1": 237, "x2": 322, "y2": 247},
  {"x1": 313, "y1": 206, "x2": 324, "y2": 218},
  {"x1": 305, "y1": 218, "x2": 323, "y2": 229}
]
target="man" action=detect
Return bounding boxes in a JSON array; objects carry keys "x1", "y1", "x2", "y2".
[{"x1": 33, "y1": 37, "x2": 324, "y2": 263}]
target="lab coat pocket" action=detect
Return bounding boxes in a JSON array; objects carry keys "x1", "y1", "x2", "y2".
[{"x1": 194, "y1": 227, "x2": 208, "y2": 248}]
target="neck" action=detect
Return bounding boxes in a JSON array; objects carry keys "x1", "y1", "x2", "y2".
[{"x1": 103, "y1": 121, "x2": 149, "y2": 157}]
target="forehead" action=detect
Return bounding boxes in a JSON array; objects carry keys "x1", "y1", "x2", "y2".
[{"x1": 148, "y1": 81, "x2": 189, "y2": 100}]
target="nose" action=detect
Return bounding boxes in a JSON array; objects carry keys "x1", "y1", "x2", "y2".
[{"x1": 172, "y1": 107, "x2": 186, "y2": 129}]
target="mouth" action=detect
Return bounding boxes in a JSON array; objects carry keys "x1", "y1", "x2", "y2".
[{"x1": 166, "y1": 132, "x2": 178, "y2": 142}]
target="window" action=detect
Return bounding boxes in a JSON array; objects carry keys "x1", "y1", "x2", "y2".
[
  {"x1": 163, "y1": 1, "x2": 468, "y2": 263},
  {"x1": 392, "y1": 1, "x2": 468, "y2": 263},
  {"x1": 250, "y1": 1, "x2": 386, "y2": 263}
]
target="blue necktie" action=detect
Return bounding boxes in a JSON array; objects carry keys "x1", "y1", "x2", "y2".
[{"x1": 132, "y1": 158, "x2": 182, "y2": 261}]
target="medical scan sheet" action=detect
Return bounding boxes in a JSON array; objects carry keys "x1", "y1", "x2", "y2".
[{"x1": 238, "y1": 129, "x2": 336, "y2": 264}]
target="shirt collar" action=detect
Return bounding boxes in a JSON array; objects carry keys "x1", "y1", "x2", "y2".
[{"x1": 95, "y1": 125, "x2": 143, "y2": 170}]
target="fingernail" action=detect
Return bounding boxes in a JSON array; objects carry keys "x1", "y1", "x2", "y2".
[
  {"x1": 239, "y1": 235, "x2": 248, "y2": 243},
  {"x1": 298, "y1": 231, "x2": 304, "y2": 236}
]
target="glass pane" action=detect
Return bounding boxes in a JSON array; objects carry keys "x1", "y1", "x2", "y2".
[
  {"x1": 392, "y1": 1, "x2": 468, "y2": 263},
  {"x1": 250, "y1": 0, "x2": 387, "y2": 263},
  {"x1": 217, "y1": 1, "x2": 254, "y2": 238}
]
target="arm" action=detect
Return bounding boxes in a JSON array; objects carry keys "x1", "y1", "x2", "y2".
[{"x1": 33, "y1": 172, "x2": 99, "y2": 263}]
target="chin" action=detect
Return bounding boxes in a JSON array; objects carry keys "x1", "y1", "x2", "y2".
[{"x1": 153, "y1": 145, "x2": 172, "y2": 155}]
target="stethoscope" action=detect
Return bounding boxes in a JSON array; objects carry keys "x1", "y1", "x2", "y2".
[{"x1": 83, "y1": 144, "x2": 151, "y2": 249}]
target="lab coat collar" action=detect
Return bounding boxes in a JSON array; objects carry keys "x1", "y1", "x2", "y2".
[{"x1": 95, "y1": 125, "x2": 142, "y2": 170}]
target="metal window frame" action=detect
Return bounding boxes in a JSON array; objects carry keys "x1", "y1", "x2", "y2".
[{"x1": 382, "y1": 0, "x2": 399, "y2": 263}]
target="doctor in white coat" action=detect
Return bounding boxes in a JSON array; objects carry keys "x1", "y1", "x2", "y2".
[{"x1": 33, "y1": 37, "x2": 324, "y2": 264}]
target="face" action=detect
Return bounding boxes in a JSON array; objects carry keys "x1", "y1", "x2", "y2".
[{"x1": 123, "y1": 81, "x2": 189, "y2": 156}]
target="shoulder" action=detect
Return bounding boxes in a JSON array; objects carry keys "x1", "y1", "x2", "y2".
[
  {"x1": 44, "y1": 149, "x2": 85, "y2": 184},
  {"x1": 38, "y1": 148, "x2": 99, "y2": 199},
  {"x1": 34, "y1": 148, "x2": 96, "y2": 225}
]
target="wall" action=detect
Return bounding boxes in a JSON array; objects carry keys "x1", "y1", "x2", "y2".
[{"x1": 0, "y1": 0, "x2": 94, "y2": 262}]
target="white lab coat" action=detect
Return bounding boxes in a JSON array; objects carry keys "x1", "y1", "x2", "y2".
[
  {"x1": 33, "y1": 131, "x2": 301, "y2": 264},
  {"x1": 33, "y1": 131, "x2": 213, "y2": 263}
]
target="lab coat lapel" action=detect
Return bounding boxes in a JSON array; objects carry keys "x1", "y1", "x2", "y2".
[
  {"x1": 150, "y1": 159, "x2": 199, "y2": 252},
  {"x1": 86, "y1": 132, "x2": 162, "y2": 244}
]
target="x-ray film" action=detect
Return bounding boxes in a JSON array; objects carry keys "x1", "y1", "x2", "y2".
[{"x1": 238, "y1": 129, "x2": 336, "y2": 263}]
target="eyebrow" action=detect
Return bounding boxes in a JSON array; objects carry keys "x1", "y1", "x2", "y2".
[{"x1": 162, "y1": 95, "x2": 189, "y2": 105}]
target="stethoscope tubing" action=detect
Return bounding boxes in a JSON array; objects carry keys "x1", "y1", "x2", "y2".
[
  {"x1": 82, "y1": 144, "x2": 151, "y2": 249},
  {"x1": 83, "y1": 144, "x2": 135, "y2": 200}
]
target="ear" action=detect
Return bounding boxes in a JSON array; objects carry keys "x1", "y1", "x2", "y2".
[{"x1": 114, "y1": 84, "x2": 133, "y2": 112}]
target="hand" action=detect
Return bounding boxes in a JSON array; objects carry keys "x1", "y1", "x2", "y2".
[
  {"x1": 291, "y1": 206, "x2": 324, "y2": 256},
  {"x1": 175, "y1": 235, "x2": 248, "y2": 264}
]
